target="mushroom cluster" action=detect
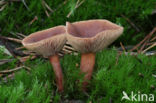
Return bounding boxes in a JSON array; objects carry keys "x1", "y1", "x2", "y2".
[{"x1": 22, "y1": 19, "x2": 123, "y2": 92}]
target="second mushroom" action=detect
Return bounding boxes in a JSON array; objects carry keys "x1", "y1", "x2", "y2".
[
  {"x1": 22, "y1": 26, "x2": 66, "y2": 92},
  {"x1": 66, "y1": 20, "x2": 124, "y2": 90}
]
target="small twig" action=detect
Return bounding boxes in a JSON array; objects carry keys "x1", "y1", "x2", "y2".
[
  {"x1": 150, "y1": 35, "x2": 156, "y2": 41},
  {"x1": 23, "y1": 66, "x2": 31, "y2": 71},
  {"x1": 19, "y1": 55, "x2": 37, "y2": 62},
  {"x1": 138, "y1": 40, "x2": 149, "y2": 53},
  {"x1": 0, "y1": 66, "x2": 30, "y2": 74},
  {"x1": 62, "y1": 48, "x2": 73, "y2": 54},
  {"x1": 0, "y1": 59, "x2": 13, "y2": 65},
  {"x1": 62, "y1": 45, "x2": 77, "y2": 54},
  {"x1": 22, "y1": 50, "x2": 36, "y2": 55},
  {"x1": 118, "y1": 51, "x2": 156, "y2": 56},
  {"x1": 0, "y1": 0, "x2": 6, "y2": 5},
  {"x1": 42, "y1": 0, "x2": 50, "y2": 17},
  {"x1": 10, "y1": 31, "x2": 24, "y2": 39},
  {"x1": 142, "y1": 43, "x2": 156, "y2": 53},
  {"x1": 58, "y1": 52, "x2": 64, "y2": 57},
  {"x1": 45, "y1": 10, "x2": 50, "y2": 17},
  {"x1": 21, "y1": 0, "x2": 29, "y2": 10},
  {"x1": 76, "y1": 0, "x2": 85, "y2": 7},
  {"x1": 29, "y1": 16, "x2": 38, "y2": 25},
  {"x1": 16, "y1": 32, "x2": 26, "y2": 38},
  {"x1": 0, "y1": 56, "x2": 36, "y2": 66},
  {"x1": 121, "y1": 14, "x2": 140, "y2": 32},
  {"x1": 59, "y1": 42, "x2": 78, "y2": 56},
  {"x1": 0, "y1": 3, "x2": 7, "y2": 11},
  {"x1": 10, "y1": 32, "x2": 25, "y2": 39},
  {"x1": 129, "y1": 27, "x2": 156, "y2": 52},
  {"x1": 54, "y1": 0, "x2": 68, "y2": 12},
  {"x1": 146, "y1": 42, "x2": 156, "y2": 46},
  {"x1": 120, "y1": 42, "x2": 126, "y2": 52},
  {"x1": 63, "y1": 45, "x2": 76, "y2": 51},
  {"x1": 139, "y1": 29, "x2": 156, "y2": 53},
  {"x1": 42, "y1": 0, "x2": 54, "y2": 13},
  {"x1": 15, "y1": 46, "x2": 25, "y2": 50},
  {"x1": 67, "y1": 0, "x2": 85, "y2": 18},
  {"x1": 67, "y1": 0, "x2": 79, "y2": 18},
  {"x1": 0, "y1": 36, "x2": 22, "y2": 43}
]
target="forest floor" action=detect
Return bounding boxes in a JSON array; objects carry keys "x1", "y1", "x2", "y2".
[{"x1": 0, "y1": 0, "x2": 156, "y2": 103}]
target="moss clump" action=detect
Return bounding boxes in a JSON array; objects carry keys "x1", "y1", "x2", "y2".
[{"x1": 0, "y1": 49, "x2": 156, "y2": 102}]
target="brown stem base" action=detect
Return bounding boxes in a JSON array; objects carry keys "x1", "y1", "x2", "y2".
[
  {"x1": 80, "y1": 53, "x2": 95, "y2": 91},
  {"x1": 49, "y1": 54, "x2": 63, "y2": 93}
]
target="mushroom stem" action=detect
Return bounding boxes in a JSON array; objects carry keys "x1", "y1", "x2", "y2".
[
  {"x1": 80, "y1": 53, "x2": 95, "y2": 91},
  {"x1": 49, "y1": 54, "x2": 63, "y2": 92}
]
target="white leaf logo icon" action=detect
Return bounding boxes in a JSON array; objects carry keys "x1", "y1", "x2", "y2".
[{"x1": 121, "y1": 91, "x2": 130, "y2": 101}]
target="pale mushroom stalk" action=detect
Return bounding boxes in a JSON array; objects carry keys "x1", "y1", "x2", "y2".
[
  {"x1": 22, "y1": 26, "x2": 66, "y2": 93},
  {"x1": 66, "y1": 20, "x2": 123, "y2": 91}
]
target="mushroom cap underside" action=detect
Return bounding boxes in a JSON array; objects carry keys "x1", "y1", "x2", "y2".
[
  {"x1": 22, "y1": 26, "x2": 66, "y2": 57},
  {"x1": 66, "y1": 20, "x2": 124, "y2": 53}
]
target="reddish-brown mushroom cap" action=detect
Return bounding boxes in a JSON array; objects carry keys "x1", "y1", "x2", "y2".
[
  {"x1": 66, "y1": 20, "x2": 124, "y2": 53},
  {"x1": 22, "y1": 26, "x2": 66, "y2": 58}
]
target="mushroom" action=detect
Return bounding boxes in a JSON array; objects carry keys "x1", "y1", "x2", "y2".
[
  {"x1": 22, "y1": 26, "x2": 66, "y2": 92},
  {"x1": 66, "y1": 20, "x2": 123, "y2": 90}
]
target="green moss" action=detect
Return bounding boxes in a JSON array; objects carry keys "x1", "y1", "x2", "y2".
[
  {"x1": 0, "y1": 49, "x2": 156, "y2": 102},
  {"x1": 0, "y1": 0, "x2": 155, "y2": 44}
]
